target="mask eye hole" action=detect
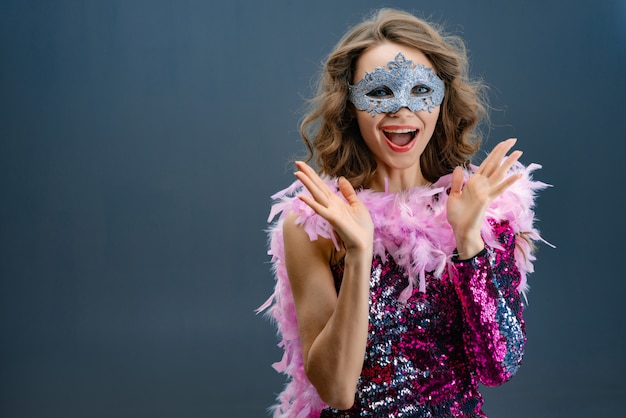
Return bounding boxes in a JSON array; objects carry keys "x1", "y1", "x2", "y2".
[
  {"x1": 411, "y1": 84, "x2": 432, "y2": 96},
  {"x1": 365, "y1": 86, "x2": 394, "y2": 99}
]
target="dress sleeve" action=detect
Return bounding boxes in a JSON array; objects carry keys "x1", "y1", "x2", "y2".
[{"x1": 451, "y1": 219, "x2": 526, "y2": 387}]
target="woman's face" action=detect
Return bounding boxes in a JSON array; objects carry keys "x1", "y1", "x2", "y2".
[{"x1": 351, "y1": 42, "x2": 442, "y2": 183}]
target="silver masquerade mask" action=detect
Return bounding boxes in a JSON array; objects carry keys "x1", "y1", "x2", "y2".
[{"x1": 348, "y1": 53, "x2": 445, "y2": 116}]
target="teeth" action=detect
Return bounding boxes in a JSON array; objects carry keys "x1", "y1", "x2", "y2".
[{"x1": 383, "y1": 128, "x2": 417, "y2": 134}]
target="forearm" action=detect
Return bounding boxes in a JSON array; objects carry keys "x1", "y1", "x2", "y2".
[
  {"x1": 453, "y1": 224, "x2": 526, "y2": 385},
  {"x1": 305, "y1": 250, "x2": 372, "y2": 410}
]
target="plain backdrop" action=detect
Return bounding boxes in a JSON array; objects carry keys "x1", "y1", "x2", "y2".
[{"x1": 1, "y1": 0, "x2": 625, "y2": 417}]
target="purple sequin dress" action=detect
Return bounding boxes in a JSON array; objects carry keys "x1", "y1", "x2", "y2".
[
  {"x1": 259, "y1": 163, "x2": 547, "y2": 418},
  {"x1": 321, "y1": 221, "x2": 524, "y2": 417}
]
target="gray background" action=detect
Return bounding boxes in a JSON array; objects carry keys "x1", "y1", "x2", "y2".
[{"x1": 1, "y1": 0, "x2": 624, "y2": 417}]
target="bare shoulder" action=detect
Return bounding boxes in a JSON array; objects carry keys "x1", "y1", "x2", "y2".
[{"x1": 282, "y1": 211, "x2": 335, "y2": 261}]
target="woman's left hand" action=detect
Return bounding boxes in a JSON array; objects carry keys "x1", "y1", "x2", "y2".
[{"x1": 446, "y1": 138, "x2": 523, "y2": 259}]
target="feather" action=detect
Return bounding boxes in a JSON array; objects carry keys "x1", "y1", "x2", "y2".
[{"x1": 258, "y1": 161, "x2": 549, "y2": 416}]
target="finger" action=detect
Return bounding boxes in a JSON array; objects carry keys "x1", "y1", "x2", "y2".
[
  {"x1": 338, "y1": 177, "x2": 359, "y2": 205},
  {"x1": 490, "y1": 173, "x2": 522, "y2": 198},
  {"x1": 293, "y1": 164, "x2": 322, "y2": 192},
  {"x1": 476, "y1": 138, "x2": 517, "y2": 176},
  {"x1": 295, "y1": 161, "x2": 337, "y2": 197},
  {"x1": 481, "y1": 138, "x2": 516, "y2": 176},
  {"x1": 295, "y1": 161, "x2": 327, "y2": 189},
  {"x1": 297, "y1": 193, "x2": 330, "y2": 216},
  {"x1": 294, "y1": 162, "x2": 330, "y2": 206},
  {"x1": 449, "y1": 166, "x2": 465, "y2": 195},
  {"x1": 492, "y1": 150, "x2": 523, "y2": 183},
  {"x1": 295, "y1": 172, "x2": 330, "y2": 208}
]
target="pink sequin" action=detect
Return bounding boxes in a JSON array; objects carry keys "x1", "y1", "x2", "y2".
[{"x1": 321, "y1": 221, "x2": 524, "y2": 417}]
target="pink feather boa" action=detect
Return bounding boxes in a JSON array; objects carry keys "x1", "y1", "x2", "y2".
[{"x1": 258, "y1": 161, "x2": 550, "y2": 417}]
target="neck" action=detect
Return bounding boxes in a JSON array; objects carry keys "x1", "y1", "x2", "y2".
[{"x1": 367, "y1": 165, "x2": 430, "y2": 193}]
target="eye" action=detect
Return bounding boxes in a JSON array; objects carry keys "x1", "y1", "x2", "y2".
[
  {"x1": 411, "y1": 85, "x2": 432, "y2": 96},
  {"x1": 365, "y1": 86, "x2": 394, "y2": 99}
]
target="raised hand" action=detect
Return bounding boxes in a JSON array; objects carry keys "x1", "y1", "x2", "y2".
[
  {"x1": 446, "y1": 138, "x2": 523, "y2": 259},
  {"x1": 294, "y1": 161, "x2": 374, "y2": 253}
]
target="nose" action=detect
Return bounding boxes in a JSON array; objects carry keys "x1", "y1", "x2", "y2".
[{"x1": 390, "y1": 106, "x2": 414, "y2": 117}]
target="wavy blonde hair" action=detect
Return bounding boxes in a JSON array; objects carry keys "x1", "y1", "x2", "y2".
[{"x1": 300, "y1": 8, "x2": 488, "y2": 187}]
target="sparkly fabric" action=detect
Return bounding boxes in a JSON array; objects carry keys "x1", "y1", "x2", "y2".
[
  {"x1": 321, "y1": 221, "x2": 524, "y2": 417},
  {"x1": 259, "y1": 162, "x2": 548, "y2": 418}
]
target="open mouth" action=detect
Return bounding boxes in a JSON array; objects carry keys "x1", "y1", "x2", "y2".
[{"x1": 382, "y1": 128, "x2": 418, "y2": 150}]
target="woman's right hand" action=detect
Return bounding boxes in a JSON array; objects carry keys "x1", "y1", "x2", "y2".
[{"x1": 294, "y1": 161, "x2": 374, "y2": 254}]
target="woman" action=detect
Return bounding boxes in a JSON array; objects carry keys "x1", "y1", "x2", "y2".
[{"x1": 260, "y1": 8, "x2": 547, "y2": 417}]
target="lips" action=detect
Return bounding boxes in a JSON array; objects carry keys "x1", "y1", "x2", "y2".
[{"x1": 382, "y1": 127, "x2": 418, "y2": 152}]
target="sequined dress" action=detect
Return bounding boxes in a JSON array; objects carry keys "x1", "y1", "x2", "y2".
[{"x1": 259, "y1": 163, "x2": 547, "y2": 418}]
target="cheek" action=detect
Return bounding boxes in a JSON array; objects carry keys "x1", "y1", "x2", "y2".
[
  {"x1": 424, "y1": 109, "x2": 441, "y2": 130},
  {"x1": 356, "y1": 112, "x2": 380, "y2": 134}
]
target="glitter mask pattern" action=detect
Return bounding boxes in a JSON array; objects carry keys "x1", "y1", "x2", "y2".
[{"x1": 349, "y1": 53, "x2": 445, "y2": 116}]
